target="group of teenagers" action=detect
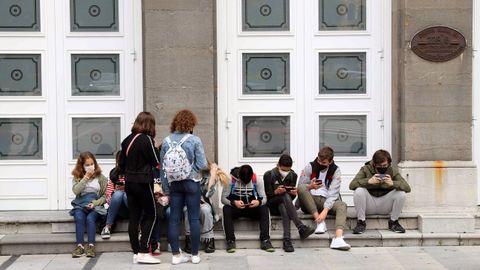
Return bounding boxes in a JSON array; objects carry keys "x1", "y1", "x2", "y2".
[{"x1": 69, "y1": 110, "x2": 412, "y2": 265}]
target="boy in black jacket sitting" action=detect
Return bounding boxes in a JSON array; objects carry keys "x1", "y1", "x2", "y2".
[{"x1": 263, "y1": 154, "x2": 315, "y2": 252}]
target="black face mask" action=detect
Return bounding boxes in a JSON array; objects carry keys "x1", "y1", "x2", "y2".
[
  {"x1": 376, "y1": 166, "x2": 388, "y2": 174},
  {"x1": 318, "y1": 164, "x2": 328, "y2": 171}
]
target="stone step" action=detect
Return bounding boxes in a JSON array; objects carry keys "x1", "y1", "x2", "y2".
[
  {"x1": 1, "y1": 230, "x2": 480, "y2": 255},
  {"x1": 0, "y1": 210, "x2": 419, "y2": 234}
]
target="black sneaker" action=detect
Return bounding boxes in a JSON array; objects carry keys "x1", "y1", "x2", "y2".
[
  {"x1": 298, "y1": 224, "x2": 315, "y2": 240},
  {"x1": 388, "y1": 219, "x2": 406, "y2": 233},
  {"x1": 260, "y1": 239, "x2": 274, "y2": 252},
  {"x1": 184, "y1": 235, "x2": 191, "y2": 254},
  {"x1": 204, "y1": 238, "x2": 215, "y2": 253},
  {"x1": 282, "y1": 238, "x2": 294, "y2": 252},
  {"x1": 226, "y1": 240, "x2": 236, "y2": 253},
  {"x1": 353, "y1": 220, "x2": 366, "y2": 234}
]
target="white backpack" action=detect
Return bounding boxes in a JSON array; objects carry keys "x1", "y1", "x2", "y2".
[{"x1": 162, "y1": 134, "x2": 192, "y2": 182}]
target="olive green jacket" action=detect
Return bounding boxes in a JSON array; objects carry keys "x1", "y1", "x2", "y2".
[
  {"x1": 72, "y1": 174, "x2": 108, "y2": 206},
  {"x1": 349, "y1": 161, "x2": 411, "y2": 197}
]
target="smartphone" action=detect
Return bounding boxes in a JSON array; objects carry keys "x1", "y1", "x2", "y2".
[
  {"x1": 314, "y1": 178, "x2": 323, "y2": 185},
  {"x1": 378, "y1": 174, "x2": 386, "y2": 181},
  {"x1": 285, "y1": 186, "x2": 295, "y2": 191}
]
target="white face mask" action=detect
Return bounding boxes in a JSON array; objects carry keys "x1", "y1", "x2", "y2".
[
  {"x1": 279, "y1": 170, "x2": 289, "y2": 178},
  {"x1": 84, "y1": 165, "x2": 95, "y2": 172}
]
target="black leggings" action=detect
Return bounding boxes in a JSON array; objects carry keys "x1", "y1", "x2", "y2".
[
  {"x1": 268, "y1": 193, "x2": 303, "y2": 239},
  {"x1": 125, "y1": 182, "x2": 156, "y2": 254}
]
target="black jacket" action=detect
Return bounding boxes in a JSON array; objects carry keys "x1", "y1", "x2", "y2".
[
  {"x1": 263, "y1": 167, "x2": 298, "y2": 206},
  {"x1": 118, "y1": 133, "x2": 160, "y2": 184}
]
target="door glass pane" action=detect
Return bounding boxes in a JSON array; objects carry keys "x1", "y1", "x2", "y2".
[
  {"x1": 0, "y1": 118, "x2": 42, "y2": 160},
  {"x1": 243, "y1": 53, "x2": 289, "y2": 95},
  {"x1": 319, "y1": 0, "x2": 366, "y2": 31},
  {"x1": 70, "y1": 0, "x2": 118, "y2": 32},
  {"x1": 72, "y1": 117, "x2": 120, "y2": 159},
  {"x1": 319, "y1": 52, "x2": 366, "y2": 94},
  {"x1": 0, "y1": 0, "x2": 40, "y2": 32},
  {"x1": 0, "y1": 54, "x2": 41, "y2": 96},
  {"x1": 71, "y1": 54, "x2": 120, "y2": 96},
  {"x1": 242, "y1": 0, "x2": 289, "y2": 31},
  {"x1": 243, "y1": 116, "x2": 290, "y2": 157},
  {"x1": 319, "y1": 115, "x2": 366, "y2": 156}
]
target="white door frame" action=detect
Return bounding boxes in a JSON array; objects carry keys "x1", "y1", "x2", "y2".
[
  {"x1": 473, "y1": 0, "x2": 480, "y2": 205},
  {"x1": 216, "y1": 0, "x2": 392, "y2": 199}
]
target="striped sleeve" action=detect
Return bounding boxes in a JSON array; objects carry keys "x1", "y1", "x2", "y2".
[{"x1": 105, "y1": 179, "x2": 115, "y2": 204}]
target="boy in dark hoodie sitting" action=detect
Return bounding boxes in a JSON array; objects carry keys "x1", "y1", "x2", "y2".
[
  {"x1": 263, "y1": 154, "x2": 315, "y2": 252},
  {"x1": 221, "y1": 164, "x2": 274, "y2": 253}
]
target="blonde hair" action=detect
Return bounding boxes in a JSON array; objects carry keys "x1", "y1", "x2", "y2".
[{"x1": 206, "y1": 160, "x2": 229, "y2": 187}]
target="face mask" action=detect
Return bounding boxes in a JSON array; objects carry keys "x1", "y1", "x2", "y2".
[
  {"x1": 376, "y1": 166, "x2": 388, "y2": 174},
  {"x1": 279, "y1": 170, "x2": 289, "y2": 178},
  {"x1": 318, "y1": 164, "x2": 328, "y2": 171},
  {"x1": 84, "y1": 165, "x2": 95, "y2": 172}
]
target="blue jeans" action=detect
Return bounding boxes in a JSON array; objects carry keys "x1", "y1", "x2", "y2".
[
  {"x1": 73, "y1": 209, "x2": 100, "y2": 245},
  {"x1": 106, "y1": 190, "x2": 128, "y2": 225},
  {"x1": 168, "y1": 180, "x2": 200, "y2": 255},
  {"x1": 151, "y1": 207, "x2": 170, "y2": 243}
]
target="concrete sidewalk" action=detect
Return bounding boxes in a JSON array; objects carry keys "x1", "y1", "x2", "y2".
[{"x1": 1, "y1": 246, "x2": 479, "y2": 270}]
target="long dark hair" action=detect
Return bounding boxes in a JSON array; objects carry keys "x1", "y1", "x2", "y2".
[{"x1": 131, "y1": 111, "x2": 156, "y2": 137}]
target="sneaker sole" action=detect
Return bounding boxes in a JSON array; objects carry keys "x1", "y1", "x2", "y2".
[
  {"x1": 352, "y1": 231, "x2": 364, "y2": 234},
  {"x1": 314, "y1": 231, "x2": 326, "y2": 234},
  {"x1": 227, "y1": 249, "x2": 236, "y2": 253},
  {"x1": 138, "y1": 260, "x2": 161, "y2": 264},
  {"x1": 262, "y1": 248, "x2": 275, "y2": 252},
  {"x1": 331, "y1": 246, "x2": 351, "y2": 251},
  {"x1": 101, "y1": 236, "x2": 111, "y2": 239}
]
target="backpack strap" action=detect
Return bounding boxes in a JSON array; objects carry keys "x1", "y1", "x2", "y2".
[
  {"x1": 165, "y1": 134, "x2": 191, "y2": 146},
  {"x1": 126, "y1": 133, "x2": 141, "y2": 157}
]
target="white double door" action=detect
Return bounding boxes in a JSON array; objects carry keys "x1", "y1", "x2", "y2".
[
  {"x1": 0, "y1": 0, "x2": 142, "y2": 210},
  {"x1": 217, "y1": 0, "x2": 391, "y2": 203}
]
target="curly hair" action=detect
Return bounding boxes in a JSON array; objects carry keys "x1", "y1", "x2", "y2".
[
  {"x1": 170, "y1": 109, "x2": 197, "y2": 133},
  {"x1": 72, "y1": 151, "x2": 102, "y2": 181},
  {"x1": 131, "y1": 111, "x2": 156, "y2": 137}
]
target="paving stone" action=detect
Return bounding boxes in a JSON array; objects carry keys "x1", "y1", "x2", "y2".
[
  {"x1": 6, "y1": 254, "x2": 55, "y2": 270},
  {"x1": 44, "y1": 254, "x2": 87, "y2": 270}
]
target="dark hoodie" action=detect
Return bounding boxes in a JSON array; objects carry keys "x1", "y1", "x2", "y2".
[{"x1": 221, "y1": 167, "x2": 266, "y2": 206}]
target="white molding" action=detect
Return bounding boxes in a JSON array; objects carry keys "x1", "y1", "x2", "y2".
[{"x1": 473, "y1": 0, "x2": 480, "y2": 205}]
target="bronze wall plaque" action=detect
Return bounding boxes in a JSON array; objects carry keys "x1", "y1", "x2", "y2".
[{"x1": 411, "y1": 26, "x2": 466, "y2": 62}]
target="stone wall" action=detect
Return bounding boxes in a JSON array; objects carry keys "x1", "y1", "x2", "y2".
[
  {"x1": 143, "y1": 0, "x2": 216, "y2": 160},
  {"x1": 394, "y1": 0, "x2": 472, "y2": 161}
]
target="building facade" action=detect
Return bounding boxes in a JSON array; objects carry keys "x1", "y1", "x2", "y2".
[{"x1": 0, "y1": 0, "x2": 478, "y2": 214}]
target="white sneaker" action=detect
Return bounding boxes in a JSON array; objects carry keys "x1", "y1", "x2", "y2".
[
  {"x1": 137, "y1": 253, "x2": 161, "y2": 264},
  {"x1": 171, "y1": 253, "x2": 190, "y2": 265},
  {"x1": 133, "y1": 254, "x2": 137, "y2": 264},
  {"x1": 192, "y1": 255, "x2": 201, "y2": 264},
  {"x1": 330, "y1": 236, "x2": 351, "y2": 251},
  {"x1": 315, "y1": 221, "x2": 327, "y2": 234}
]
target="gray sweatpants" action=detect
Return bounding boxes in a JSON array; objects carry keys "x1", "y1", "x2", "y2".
[
  {"x1": 353, "y1": 187, "x2": 406, "y2": 221},
  {"x1": 184, "y1": 203, "x2": 214, "y2": 240}
]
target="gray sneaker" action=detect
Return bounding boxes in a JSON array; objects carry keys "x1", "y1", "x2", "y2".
[{"x1": 101, "y1": 225, "x2": 111, "y2": 239}]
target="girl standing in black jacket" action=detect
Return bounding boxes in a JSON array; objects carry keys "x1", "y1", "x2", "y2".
[{"x1": 117, "y1": 112, "x2": 161, "y2": 264}]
